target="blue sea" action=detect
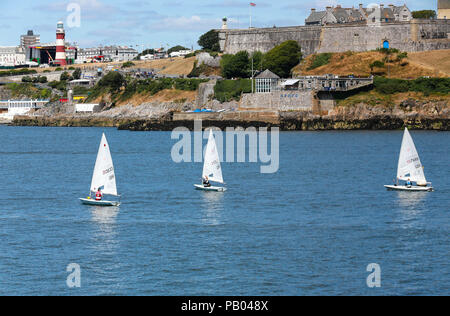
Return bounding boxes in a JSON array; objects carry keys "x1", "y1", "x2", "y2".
[{"x1": 0, "y1": 126, "x2": 448, "y2": 296}]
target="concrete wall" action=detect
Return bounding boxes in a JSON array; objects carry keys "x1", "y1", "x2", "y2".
[
  {"x1": 219, "y1": 26, "x2": 322, "y2": 55},
  {"x1": 219, "y1": 20, "x2": 450, "y2": 55},
  {"x1": 240, "y1": 91, "x2": 314, "y2": 111},
  {"x1": 318, "y1": 20, "x2": 450, "y2": 53},
  {"x1": 173, "y1": 111, "x2": 280, "y2": 124},
  {"x1": 196, "y1": 80, "x2": 216, "y2": 107},
  {"x1": 0, "y1": 70, "x2": 73, "y2": 83}
]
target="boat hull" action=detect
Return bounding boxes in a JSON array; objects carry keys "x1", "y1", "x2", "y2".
[
  {"x1": 384, "y1": 185, "x2": 433, "y2": 192},
  {"x1": 79, "y1": 198, "x2": 121, "y2": 206},
  {"x1": 194, "y1": 184, "x2": 227, "y2": 192}
]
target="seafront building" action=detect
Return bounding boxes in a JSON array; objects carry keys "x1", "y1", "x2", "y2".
[
  {"x1": 0, "y1": 46, "x2": 26, "y2": 67},
  {"x1": 75, "y1": 46, "x2": 138, "y2": 63},
  {"x1": 0, "y1": 99, "x2": 49, "y2": 121}
]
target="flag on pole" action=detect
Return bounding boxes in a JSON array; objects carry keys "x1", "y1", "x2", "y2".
[{"x1": 250, "y1": 2, "x2": 256, "y2": 6}]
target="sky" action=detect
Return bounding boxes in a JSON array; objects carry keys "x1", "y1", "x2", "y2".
[{"x1": 0, "y1": 0, "x2": 438, "y2": 50}]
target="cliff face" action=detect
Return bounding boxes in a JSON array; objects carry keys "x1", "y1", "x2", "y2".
[{"x1": 281, "y1": 99, "x2": 449, "y2": 130}]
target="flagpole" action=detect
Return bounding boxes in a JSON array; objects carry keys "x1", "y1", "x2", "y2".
[{"x1": 249, "y1": 5, "x2": 252, "y2": 28}]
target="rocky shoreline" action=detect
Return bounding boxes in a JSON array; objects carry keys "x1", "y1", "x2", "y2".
[{"x1": 8, "y1": 98, "x2": 450, "y2": 131}]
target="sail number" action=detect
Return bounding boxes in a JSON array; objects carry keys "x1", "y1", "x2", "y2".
[{"x1": 103, "y1": 167, "x2": 114, "y2": 175}]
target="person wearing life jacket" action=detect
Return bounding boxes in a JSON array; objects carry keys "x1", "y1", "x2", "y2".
[
  {"x1": 406, "y1": 179, "x2": 413, "y2": 188},
  {"x1": 203, "y1": 176, "x2": 211, "y2": 188},
  {"x1": 95, "y1": 188, "x2": 103, "y2": 201}
]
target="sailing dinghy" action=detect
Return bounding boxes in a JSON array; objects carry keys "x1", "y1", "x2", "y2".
[
  {"x1": 80, "y1": 133, "x2": 121, "y2": 206},
  {"x1": 194, "y1": 129, "x2": 227, "y2": 192},
  {"x1": 385, "y1": 128, "x2": 433, "y2": 192}
]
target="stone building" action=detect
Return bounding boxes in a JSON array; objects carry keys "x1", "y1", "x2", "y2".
[
  {"x1": 305, "y1": 4, "x2": 412, "y2": 25},
  {"x1": 439, "y1": 0, "x2": 450, "y2": 19}
]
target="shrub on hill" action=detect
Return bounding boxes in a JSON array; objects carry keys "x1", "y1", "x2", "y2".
[
  {"x1": 0, "y1": 68, "x2": 37, "y2": 77},
  {"x1": 374, "y1": 77, "x2": 450, "y2": 95},
  {"x1": 214, "y1": 79, "x2": 252, "y2": 102},
  {"x1": 412, "y1": 10, "x2": 436, "y2": 19},
  {"x1": 307, "y1": 53, "x2": 332, "y2": 71},
  {"x1": 121, "y1": 61, "x2": 135, "y2": 69},
  {"x1": 221, "y1": 51, "x2": 251, "y2": 79}
]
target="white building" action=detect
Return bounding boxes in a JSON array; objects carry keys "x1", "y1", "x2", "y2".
[
  {"x1": 76, "y1": 46, "x2": 138, "y2": 63},
  {"x1": 0, "y1": 99, "x2": 49, "y2": 119},
  {"x1": 0, "y1": 47, "x2": 26, "y2": 66},
  {"x1": 169, "y1": 50, "x2": 193, "y2": 58}
]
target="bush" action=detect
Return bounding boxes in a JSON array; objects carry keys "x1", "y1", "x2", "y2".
[
  {"x1": 38, "y1": 76, "x2": 48, "y2": 83},
  {"x1": 370, "y1": 60, "x2": 385, "y2": 72},
  {"x1": 97, "y1": 71, "x2": 125, "y2": 92},
  {"x1": 55, "y1": 67, "x2": 63, "y2": 71},
  {"x1": 221, "y1": 51, "x2": 250, "y2": 79},
  {"x1": 0, "y1": 68, "x2": 37, "y2": 77},
  {"x1": 376, "y1": 48, "x2": 400, "y2": 55},
  {"x1": 72, "y1": 68, "x2": 82, "y2": 80},
  {"x1": 48, "y1": 80, "x2": 67, "y2": 91},
  {"x1": 22, "y1": 76, "x2": 33, "y2": 83},
  {"x1": 412, "y1": 10, "x2": 436, "y2": 19},
  {"x1": 374, "y1": 77, "x2": 450, "y2": 95},
  {"x1": 121, "y1": 61, "x2": 135, "y2": 68},
  {"x1": 307, "y1": 53, "x2": 332, "y2": 71},
  {"x1": 214, "y1": 79, "x2": 252, "y2": 102},
  {"x1": 60, "y1": 71, "x2": 71, "y2": 81},
  {"x1": 396, "y1": 52, "x2": 408, "y2": 61},
  {"x1": 184, "y1": 52, "x2": 196, "y2": 59}
]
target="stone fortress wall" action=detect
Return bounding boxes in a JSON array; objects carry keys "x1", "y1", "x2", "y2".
[{"x1": 218, "y1": 19, "x2": 450, "y2": 55}]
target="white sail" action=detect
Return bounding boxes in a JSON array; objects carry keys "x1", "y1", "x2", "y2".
[
  {"x1": 203, "y1": 129, "x2": 224, "y2": 184},
  {"x1": 397, "y1": 128, "x2": 427, "y2": 185},
  {"x1": 90, "y1": 133, "x2": 118, "y2": 196}
]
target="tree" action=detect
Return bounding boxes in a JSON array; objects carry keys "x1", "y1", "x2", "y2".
[
  {"x1": 251, "y1": 51, "x2": 264, "y2": 73},
  {"x1": 412, "y1": 10, "x2": 436, "y2": 19},
  {"x1": 221, "y1": 51, "x2": 251, "y2": 79},
  {"x1": 262, "y1": 41, "x2": 302, "y2": 78},
  {"x1": 98, "y1": 71, "x2": 125, "y2": 91},
  {"x1": 72, "y1": 68, "x2": 82, "y2": 80},
  {"x1": 198, "y1": 30, "x2": 220, "y2": 52},
  {"x1": 60, "y1": 71, "x2": 71, "y2": 81}
]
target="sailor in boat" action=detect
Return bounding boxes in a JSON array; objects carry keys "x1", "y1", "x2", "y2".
[
  {"x1": 406, "y1": 179, "x2": 413, "y2": 188},
  {"x1": 203, "y1": 176, "x2": 212, "y2": 188},
  {"x1": 95, "y1": 188, "x2": 103, "y2": 201}
]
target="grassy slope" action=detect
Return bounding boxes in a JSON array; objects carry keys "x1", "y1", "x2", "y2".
[
  {"x1": 293, "y1": 50, "x2": 450, "y2": 79},
  {"x1": 336, "y1": 90, "x2": 450, "y2": 108},
  {"x1": 0, "y1": 57, "x2": 197, "y2": 76}
]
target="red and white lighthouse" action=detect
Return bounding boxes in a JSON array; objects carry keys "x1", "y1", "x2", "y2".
[{"x1": 55, "y1": 21, "x2": 67, "y2": 66}]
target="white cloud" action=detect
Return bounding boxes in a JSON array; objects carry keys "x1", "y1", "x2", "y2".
[{"x1": 151, "y1": 15, "x2": 221, "y2": 32}]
